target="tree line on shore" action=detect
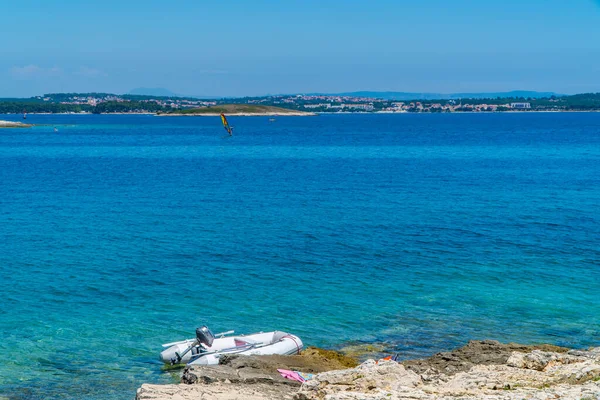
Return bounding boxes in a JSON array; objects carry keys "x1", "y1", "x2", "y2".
[{"x1": 0, "y1": 100, "x2": 164, "y2": 114}]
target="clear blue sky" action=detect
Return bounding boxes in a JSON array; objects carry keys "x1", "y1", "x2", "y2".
[{"x1": 2, "y1": 0, "x2": 600, "y2": 97}]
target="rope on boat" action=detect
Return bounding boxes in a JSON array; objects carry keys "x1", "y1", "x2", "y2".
[{"x1": 282, "y1": 334, "x2": 302, "y2": 355}]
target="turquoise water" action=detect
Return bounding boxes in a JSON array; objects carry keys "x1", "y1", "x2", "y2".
[{"x1": 0, "y1": 113, "x2": 598, "y2": 399}]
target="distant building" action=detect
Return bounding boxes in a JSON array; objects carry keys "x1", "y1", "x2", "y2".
[
  {"x1": 304, "y1": 104, "x2": 330, "y2": 109},
  {"x1": 511, "y1": 102, "x2": 531, "y2": 109},
  {"x1": 343, "y1": 104, "x2": 374, "y2": 111}
]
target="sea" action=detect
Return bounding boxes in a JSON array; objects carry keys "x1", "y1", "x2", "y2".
[{"x1": 0, "y1": 113, "x2": 598, "y2": 399}]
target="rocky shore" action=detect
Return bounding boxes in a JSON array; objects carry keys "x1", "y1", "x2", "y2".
[
  {"x1": 0, "y1": 120, "x2": 32, "y2": 128},
  {"x1": 136, "y1": 341, "x2": 600, "y2": 399}
]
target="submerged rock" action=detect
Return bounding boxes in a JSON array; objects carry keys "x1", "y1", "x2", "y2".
[
  {"x1": 298, "y1": 346, "x2": 359, "y2": 369},
  {"x1": 0, "y1": 120, "x2": 32, "y2": 128},
  {"x1": 338, "y1": 342, "x2": 388, "y2": 360}
]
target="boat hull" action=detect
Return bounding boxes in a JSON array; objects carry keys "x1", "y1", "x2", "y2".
[{"x1": 160, "y1": 331, "x2": 303, "y2": 365}]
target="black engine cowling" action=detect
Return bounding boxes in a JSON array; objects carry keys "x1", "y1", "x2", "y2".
[{"x1": 196, "y1": 326, "x2": 215, "y2": 348}]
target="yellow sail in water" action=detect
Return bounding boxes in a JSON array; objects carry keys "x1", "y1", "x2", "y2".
[{"x1": 220, "y1": 113, "x2": 232, "y2": 135}]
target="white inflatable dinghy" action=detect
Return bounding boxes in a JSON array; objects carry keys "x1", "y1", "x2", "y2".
[{"x1": 160, "y1": 326, "x2": 303, "y2": 366}]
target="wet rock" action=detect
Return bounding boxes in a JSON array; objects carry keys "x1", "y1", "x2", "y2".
[
  {"x1": 337, "y1": 343, "x2": 388, "y2": 360},
  {"x1": 297, "y1": 347, "x2": 359, "y2": 369}
]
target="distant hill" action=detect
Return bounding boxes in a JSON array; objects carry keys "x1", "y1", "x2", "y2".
[
  {"x1": 331, "y1": 91, "x2": 561, "y2": 100},
  {"x1": 164, "y1": 104, "x2": 313, "y2": 116},
  {"x1": 128, "y1": 87, "x2": 181, "y2": 97}
]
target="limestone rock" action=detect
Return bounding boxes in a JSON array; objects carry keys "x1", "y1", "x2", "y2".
[
  {"x1": 137, "y1": 382, "x2": 296, "y2": 400},
  {"x1": 297, "y1": 360, "x2": 422, "y2": 399},
  {"x1": 296, "y1": 346, "x2": 600, "y2": 400},
  {"x1": 506, "y1": 350, "x2": 587, "y2": 371},
  {"x1": 402, "y1": 340, "x2": 569, "y2": 378},
  {"x1": 181, "y1": 356, "x2": 300, "y2": 386},
  {"x1": 138, "y1": 344, "x2": 600, "y2": 400}
]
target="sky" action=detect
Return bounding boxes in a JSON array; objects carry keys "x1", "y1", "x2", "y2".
[{"x1": 1, "y1": 0, "x2": 600, "y2": 97}]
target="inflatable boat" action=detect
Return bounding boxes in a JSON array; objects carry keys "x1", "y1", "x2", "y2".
[{"x1": 160, "y1": 326, "x2": 303, "y2": 366}]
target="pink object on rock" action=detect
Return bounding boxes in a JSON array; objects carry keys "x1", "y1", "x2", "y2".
[{"x1": 277, "y1": 369, "x2": 305, "y2": 382}]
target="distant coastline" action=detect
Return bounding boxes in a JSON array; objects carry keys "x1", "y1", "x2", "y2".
[
  {"x1": 159, "y1": 104, "x2": 315, "y2": 117},
  {"x1": 2, "y1": 92, "x2": 600, "y2": 115},
  {"x1": 158, "y1": 111, "x2": 315, "y2": 117},
  {"x1": 2, "y1": 109, "x2": 600, "y2": 118}
]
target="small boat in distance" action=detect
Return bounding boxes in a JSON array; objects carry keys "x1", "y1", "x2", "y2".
[
  {"x1": 160, "y1": 325, "x2": 303, "y2": 366},
  {"x1": 269, "y1": 118, "x2": 276, "y2": 122}
]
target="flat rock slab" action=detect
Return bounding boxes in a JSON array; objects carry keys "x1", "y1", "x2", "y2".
[
  {"x1": 401, "y1": 340, "x2": 569, "y2": 377},
  {"x1": 182, "y1": 364, "x2": 298, "y2": 387},
  {"x1": 139, "y1": 350, "x2": 358, "y2": 399},
  {"x1": 181, "y1": 350, "x2": 358, "y2": 386},
  {"x1": 137, "y1": 382, "x2": 294, "y2": 400}
]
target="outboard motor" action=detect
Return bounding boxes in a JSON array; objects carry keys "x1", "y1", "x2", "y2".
[
  {"x1": 196, "y1": 326, "x2": 215, "y2": 348},
  {"x1": 159, "y1": 326, "x2": 217, "y2": 365}
]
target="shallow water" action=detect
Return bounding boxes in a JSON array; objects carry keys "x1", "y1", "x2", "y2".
[{"x1": 0, "y1": 113, "x2": 599, "y2": 399}]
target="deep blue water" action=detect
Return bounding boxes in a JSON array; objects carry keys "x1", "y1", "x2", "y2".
[{"x1": 0, "y1": 113, "x2": 599, "y2": 399}]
